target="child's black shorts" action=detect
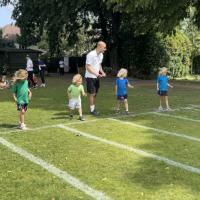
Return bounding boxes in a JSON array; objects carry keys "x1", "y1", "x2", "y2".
[
  {"x1": 157, "y1": 90, "x2": 168, "y2": 96},
  {"x1": 17, "y1": 103, "x2": 28, "y2": 111},
  {"x1": 117, "y1": 94, "x2": 128, "y2": 101}
]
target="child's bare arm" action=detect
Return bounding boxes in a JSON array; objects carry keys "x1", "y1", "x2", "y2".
[
  {"x1": 157, "y1": 82, "x2": 159, "y2": 90},
  {"x1": 128, "y1": 83, "x2": 134, "y2": 88},
  {"x1": 82, "y1": 88, "x2": 87, "y2": 96},
  {"x1": 67, "y1": 91, "x2": 71, "y2": 99},
  {"x1": 13, "y1": 93, "x2": 17, "y2": 102},
  {"x1": 28, "y1": 89, "x2": 32, "y2": 100},
  {"x1": 168, "y1": 83, "x2": 173, "y2": 88},
  {"x1": 115, "y1": 85, "x2": 117, "y2": 95}
]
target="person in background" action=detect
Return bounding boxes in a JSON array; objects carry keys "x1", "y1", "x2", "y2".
[
  {"x1": 85, "y1": 41, "x2": 107, "y2": 116},
  {"x1": 26, "y1": 55, "x2": 36, "y2": 88},
  {"x1": 59, "y1": 59, "x2": 65, "y2": 76},
  {"x1": 157, "y1": 67, "x2": 173, "y2": 111},
  {"x1": 115, "y1": 68, "x2": 134, "y2": 114},
  {"x1": 12, "y1": 69, "x2": 32, "y2": 130},
  {"x1": 38, "y1": 58, "x2": 46, "y2": 87}
]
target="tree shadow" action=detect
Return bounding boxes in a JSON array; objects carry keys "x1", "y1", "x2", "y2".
[{"x1": 0, "y1": 123, "x2": 18, "y2": 129}]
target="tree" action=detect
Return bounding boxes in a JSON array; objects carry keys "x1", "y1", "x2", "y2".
[{"x1": 1, "y1": 0, "x2": 198, "y2": 72}]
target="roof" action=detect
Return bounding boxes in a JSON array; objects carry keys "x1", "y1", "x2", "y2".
[
  {"x1": 0, "y1": 48, "x2": 43, "y2": 53},
  {"x1": 2, "y1": 24, "x2": 21, "y2": 40}
]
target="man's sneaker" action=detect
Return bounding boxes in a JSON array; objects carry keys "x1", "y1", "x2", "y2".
[
  {"x1": 90, "y1": 110, "x2": 100, "y2": 116},
  {"x1": 158, "y1": 106, "x2": 164, "y2": 111},
  {"x1": 79, "y1": 116, "x2": 85, "y2": 121},
  {"x1": 69, "y1": 114, "x2": 73, "y2": 119}
]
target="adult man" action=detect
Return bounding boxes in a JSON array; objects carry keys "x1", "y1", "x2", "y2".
[
  {"x1": 85, "y1": 41, "x2": 107, "y2": 115},
  {"x1": 38, "y1": 58, "x2": 46, "y2": 87},
  {"x1": 26, "y1": 55, "x2": 36, "y2": 88},
  {"x1": 59, "y1": 59, "x2": 64, "y2": 75}
]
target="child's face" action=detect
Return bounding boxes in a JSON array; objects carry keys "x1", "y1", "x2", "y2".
[
  {"x1": 162, "y1": 69, "x2": 168, "y2": 75},
  {"x1": 76, "y1": 78, "x2": 82, "y2": 85}
]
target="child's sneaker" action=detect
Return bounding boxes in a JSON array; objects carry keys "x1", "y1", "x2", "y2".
[
  {"x1": 125, "y1": 111, "x2": 129, "y2": 115},
  {"x1": 165, "y1": 107, "x2": 173, "y2": 111},
  {"x1": 19, "y1": 123, "x2": 28, "y2": 130},
  {"x1": 158, "y1": 106, "x2": 164, "y2": 111},
  {"x1": 79, "y1": 116, "x2": 85, "y2": 121},
  {"x1": 115, "y1": 109, "x2": 120, "y2": 114}
]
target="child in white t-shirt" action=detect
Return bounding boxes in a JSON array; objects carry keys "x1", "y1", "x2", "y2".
[{"x1": 67, "y1": 74, "x2": 87, "y2": 121}]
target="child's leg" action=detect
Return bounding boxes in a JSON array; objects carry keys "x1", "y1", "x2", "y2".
[
  {"x1": 116, "y1": 100, "x2": 120, "y2": 111},
  {"x1": 19, "y1": 109, "x2": 25, "y2": 124},
  {"x1": 159, "y1": 96, "x2": 162, "y2": 107},
  {"x1": 69, "y1": 108, "x2": 74, "y2": 118},
  {"x1": 165, "y1": 96, "x2": 170, "y2": 109},
  {"x1": 124, "y1": 99, "x2": 129, "y2": 112},
  {"x1": 78, "y1": 107, "x2": 83, "y2": 117}
]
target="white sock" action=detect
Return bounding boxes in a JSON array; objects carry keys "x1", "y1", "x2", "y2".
[{"x1": 90, "y1": 105, "x2": 95, "y2": 112}]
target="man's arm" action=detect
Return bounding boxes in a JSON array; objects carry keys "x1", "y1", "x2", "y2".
[
  {"x1": 99, "y1": 65, "x2": 106, "y2": 77},
  {"x1": 86, "y1": 64, "x2": 100, "y2": 77}
]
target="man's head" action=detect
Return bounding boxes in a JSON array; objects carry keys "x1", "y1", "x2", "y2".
[{"x1": 96, "y1": 41, "x2": 106, "y2": 54}]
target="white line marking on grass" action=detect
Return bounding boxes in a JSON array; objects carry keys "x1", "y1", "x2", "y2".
[
  {"x1": 58, "y1": 124, "x2": 200, "y2": 175},
  {"x1": 152, "y1": 112, "x2": 200, "y2": 123},
  {"x1": 108, "y1": 118, "x2": 200, "y2": 143},
  {"x1": 0, "y1": 119, "x2": 100, "y2": 136},
  {"x1": 0, "y1": 137, "x2": 112, "y2": 200}
]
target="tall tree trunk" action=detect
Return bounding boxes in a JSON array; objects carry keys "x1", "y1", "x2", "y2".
[{"x1": 109, "y1": 12, "x2": 121, "y2": 74}]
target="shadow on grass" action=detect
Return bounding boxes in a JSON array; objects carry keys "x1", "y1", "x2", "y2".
[{"x1": 0, "y1": 123, "x2": 17, "y2": 129}]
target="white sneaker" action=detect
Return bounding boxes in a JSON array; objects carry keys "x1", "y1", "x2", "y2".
[
  {"x1": 40, "y1": 84, "x2": 45, "y2": 87},
  {"x1": 20, "y1": 123, "x2": 28, "y2": 130},
  {"x1": 165, "y1": 107, "x2": 173, "y2": 111},
  {"x1": 158, "y1": 106, "x2": 164, "y2": 111}
]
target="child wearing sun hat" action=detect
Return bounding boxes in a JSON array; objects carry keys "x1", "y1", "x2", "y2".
[{"x1": 12, "y1": 69, "x2": 32, "y2": 130}]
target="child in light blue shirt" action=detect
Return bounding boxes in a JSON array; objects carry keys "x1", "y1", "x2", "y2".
[
  {"x1": 115, "y1": 68, "x2": 134, "y2": 114},
  {"x1": 157, "y1": 67, "x2": 173, "y2": 111}
]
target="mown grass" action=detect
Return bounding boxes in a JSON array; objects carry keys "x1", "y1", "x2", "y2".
[{"x1": 1, "y1": 75, "x2": 200, "y2": 200}]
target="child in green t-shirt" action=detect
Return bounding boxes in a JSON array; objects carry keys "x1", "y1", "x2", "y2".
[
  {"x1": 12, "y1": 69, "x2": 32, "y2": 130},
  {"x1": 67, "y1": 74, "x2": 87, "y2": 121}
]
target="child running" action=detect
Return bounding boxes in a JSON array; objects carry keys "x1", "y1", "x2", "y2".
[
  {"x1": 157, "y1": 67, "x2": 173, "y2": 111},
  {"x1": 115, "y1": 68, "x2": 134, "y2": 114},
  {"x1": 67, "y1": 74, "x2": 87, "y2": 121},
  {"x1": 12, "y1": 69, "x2": 32, "y2": 130}
]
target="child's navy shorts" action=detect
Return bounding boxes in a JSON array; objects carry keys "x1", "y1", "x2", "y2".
[
  {"x1": 157, "y1": 90, "x2": 168, "y2": 96},
  {"x1": 117, "y1": 94, "x2": 128, "y2": 100}
]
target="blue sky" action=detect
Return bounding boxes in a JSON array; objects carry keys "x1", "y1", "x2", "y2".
[{"x1": 0, "y1": 5, "x2": 15, "y2": 27}]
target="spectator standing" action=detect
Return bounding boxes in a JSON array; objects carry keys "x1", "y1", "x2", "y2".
[
  {"x1": 38, "y1": 58, "x2": 46, "y2": 87},
  {"x1": 26, "y1": 55, "x2": 36, "y2": 88},
  {"x1": 59, "y1": 59, "x2": 64, "y2": 76}
]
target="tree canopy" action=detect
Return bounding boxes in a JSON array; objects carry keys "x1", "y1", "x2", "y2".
[{"x1": 1, "y1": 0, "x2": 200, "y2": 76}]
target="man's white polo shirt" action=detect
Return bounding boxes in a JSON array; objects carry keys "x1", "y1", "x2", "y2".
[{"x1": 85, "y1": 49, "x2": 103, "y2": 78}]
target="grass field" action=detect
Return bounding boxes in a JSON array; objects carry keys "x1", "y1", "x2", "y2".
[{"x1": 1, "y1": 75, "x2": 200, "y2": 200}]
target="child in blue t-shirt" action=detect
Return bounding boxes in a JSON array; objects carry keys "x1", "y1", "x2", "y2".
[
  {"x1": 115, "y1": 68, "x2": 134, "y2": 114},
  {"x1": 157, "y1": 67, "x2": 173, "y2": 111}
]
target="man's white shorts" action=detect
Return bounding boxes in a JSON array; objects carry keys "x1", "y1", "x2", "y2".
[{"x1": 68, "y1": 98, "x2": 81, "y2": 109}]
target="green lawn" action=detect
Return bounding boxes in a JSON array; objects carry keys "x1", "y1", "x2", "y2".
[{"x1": 1, "y1": 75, "x2": 200, "y2": 200}]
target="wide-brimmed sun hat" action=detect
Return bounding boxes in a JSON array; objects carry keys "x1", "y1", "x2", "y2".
[{"x1": 14, "y1": 69, "x2": 28, "y2": 80}]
